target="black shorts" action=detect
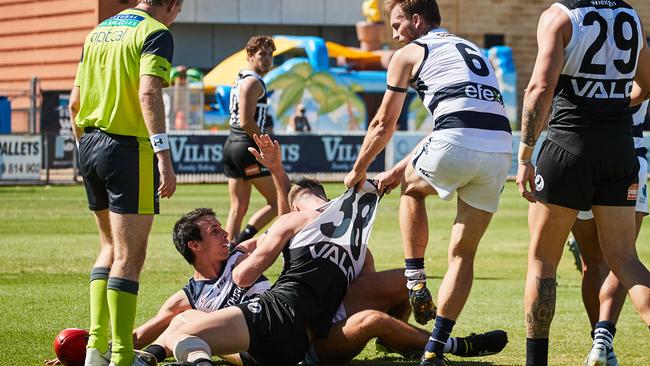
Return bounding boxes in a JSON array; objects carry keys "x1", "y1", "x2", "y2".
[
  {"x1": 236, "y1": 292, "x2": 309, "y2": 366},
  {"x1": 534, "y1": 139, "x2": 638, "y2": 210},
  {"x1": 223, "y1": 137, "x2": 270, "y2": 180},
  {"x1": 79, "y1": 128, "x2": 159, "y2": 214}
]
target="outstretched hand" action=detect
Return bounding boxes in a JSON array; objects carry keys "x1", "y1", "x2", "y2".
[{"x1": 248, "y1": 134, "x2": 282, "y2": 172}]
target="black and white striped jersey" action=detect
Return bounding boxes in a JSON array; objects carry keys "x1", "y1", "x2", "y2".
[
  {"x1": 410, "y1": 29, "x2": 512, "y2": 154},
  {"x1": 183, "y1": 251, "x2": 271, "y2": 313},
  {"x1": 229, "y1": 70, "x2": 269, "y2": 141},
  {"x1": 271, "y1": 181, "x2": 380, "y2": 337},
  {"x1": 549, "y1": 0, "x2": 643, "y2": 155}
]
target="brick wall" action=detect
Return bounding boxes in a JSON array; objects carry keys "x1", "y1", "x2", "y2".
[{"x1": 0, "y1": 0, "x2": 135, "y2": 132}]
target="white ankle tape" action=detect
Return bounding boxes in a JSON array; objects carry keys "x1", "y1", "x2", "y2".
[{"x1": 173, "y1": 336, "x2": 211, "y2": 362}]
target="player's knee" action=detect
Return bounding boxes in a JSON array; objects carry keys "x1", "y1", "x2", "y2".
[
  {"x1": 169, "y1": 312, "x2": 188, "y2": 330},
  {"x1": 607, "y1": 255, "x2": 640, "y2": 278},
  {"x1": 356, "y1": 310, "x2": 392, "y2": 333}
]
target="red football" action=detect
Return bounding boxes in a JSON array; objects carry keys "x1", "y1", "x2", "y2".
[{"x1": 54, "y1": 328, "x2": 88, "y2": 366}]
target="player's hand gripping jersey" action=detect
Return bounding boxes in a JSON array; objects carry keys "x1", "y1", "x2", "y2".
[{"x1": 272, "y1": 180, "x2": 381, "y2": 338}]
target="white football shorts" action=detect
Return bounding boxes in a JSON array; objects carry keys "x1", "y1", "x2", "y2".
[{"x1": 411, "y1": 136, "x2": 511, "y2": 213}]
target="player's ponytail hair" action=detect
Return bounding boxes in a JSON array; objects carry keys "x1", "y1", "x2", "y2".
[
  {"x1": 384, "y1": 0, "x2": 441, "y2": 26},
  {"x1": 173, "y1": 208, "x2": 216, "y2": 264}
]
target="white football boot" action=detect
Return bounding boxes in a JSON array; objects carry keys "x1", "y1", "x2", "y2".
[
  {"x1": 583, "y1": 346, "x2": 607, "y2": 366},
  {"x1": 84, "y1": 347, "x2": 111, "y2": 366}
]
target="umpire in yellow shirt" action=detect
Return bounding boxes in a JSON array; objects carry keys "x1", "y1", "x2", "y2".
[{"x1": 69, "y1": 1, "x2": 182, "y2": 365}]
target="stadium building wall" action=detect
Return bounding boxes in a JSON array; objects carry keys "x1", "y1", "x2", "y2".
[
  {"x1": 0, "y1": 0, "x2": 138, "y2": 132},
  {"x1": 1, "y1": 0, "x2": 649, "y2": 133}
]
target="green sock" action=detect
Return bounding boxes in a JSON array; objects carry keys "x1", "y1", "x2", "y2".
[
  {"x1": 107, "y1": 277, "x2": 139, "y2": 366},
  {"x1": 88, "y1": 267, "x2": 110, "y2": 353}
]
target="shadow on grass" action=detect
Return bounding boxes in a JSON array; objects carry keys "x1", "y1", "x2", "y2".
[
  {"x1": 323, "y1": 357, "x2": 515, "y2": 366},
  {"x1": 426, "y1": 275, "x2": 504, "y2": 281},
  {"x1": 198, "y1": 358, "x2": 517, "y2": 366}
]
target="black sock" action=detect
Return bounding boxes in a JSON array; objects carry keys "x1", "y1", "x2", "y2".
[
  {"x1": 194, "y1": 358, "x2": 214, "y2": 366},
  {"x1": 143, "y1": 344, "x2": 167, "y2": 363},
  {"x1": 234, "y1": 225, "x2": 258, "y2": 244},
  {"x1": 526, "y1": 338, "x2": 548, "y2": 366},
  {"x1": 424, "y1": 316, "x2": 455, "y2": 358}
]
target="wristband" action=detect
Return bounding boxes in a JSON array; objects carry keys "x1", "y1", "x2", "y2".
[
  {"x1": 518, "y1": 159, "x2": 532, "y2": 165},
  {"x1": 150, "y1": 133, "x2": 170, "y2": 152}
]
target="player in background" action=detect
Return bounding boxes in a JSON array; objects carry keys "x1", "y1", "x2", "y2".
[
  {"x1": 345, "y1": 0, "x2": 512, "y2": 365},
  {"x1": 69, "y1": 1, "x2": 181, "y2": 365},
  {"x1": 223, "y1": 36, "x2": 279, "y2": 245},
  {"x1": 570, "y1": 101, "x2": 648, "y2": 365},
  {"x1": 516, "y1": 1, "x2": 650, "y2": 365}
]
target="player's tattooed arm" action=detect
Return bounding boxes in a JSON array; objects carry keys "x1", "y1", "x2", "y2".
[
  {"x1": 526, "y1": 277, "x2": 557, "y2": 338},
  {"x1": 520, "y1": 99, "x2": 544, "y2": 148}
]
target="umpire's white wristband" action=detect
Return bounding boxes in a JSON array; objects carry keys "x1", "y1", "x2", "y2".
[{"x1": 150, "y1": 133, "x2": 170, "y2": 153}]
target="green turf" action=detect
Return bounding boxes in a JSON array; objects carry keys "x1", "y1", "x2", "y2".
[{"x1": 0, "y1": 182, "x2": 648, "y2": 365}]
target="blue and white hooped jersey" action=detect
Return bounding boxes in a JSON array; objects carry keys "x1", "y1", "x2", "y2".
[
  {"x1": 183, "y1": 251, "x2": 271, "y2": 313},
  {"x1": 410, "y1": 29, "x2": 512, "y2": 154}
]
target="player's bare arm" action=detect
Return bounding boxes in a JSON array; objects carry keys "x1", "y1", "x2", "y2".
[
  {"x1": 232, "y1": 211, "x2": 317, "y2": 287},
  {"x1": 68, "y1": 86, "x2": 83, "y2": 142},
  {"x1": 133, "y1": 290, "x2": 192, "y2": 349},
  {"x1": 344, "y1": 45, "x2": 419, "y2": 189},
  {"x1": 248, "y1": 134, "x2": 292, "y2": 215},
  {"x1": 516, "y1": 6, "x2": 568, "y2": 203},
  {"x1": 140, "y1": 74, "x2": 177, "y2": 199},
  {"x1": 630, "y1": 21, "x2": 650, "y2": 105},
  {"x1": 238, "y1": 77, "x2": 265, "y2": 140}
]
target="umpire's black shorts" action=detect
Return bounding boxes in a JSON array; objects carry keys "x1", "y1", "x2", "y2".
[
  {"x1": 534, "y1": 139, "x2": 639, "y2": 211},
  {"x1": 79, "y1": 128, "x2": 159, "y2": 214},
  {"x1": 223, "y1": 137, "x2": 271, "y2": 180},
  {"x1": 236, "y1": 291, "x2": 309, "y2": 366}
]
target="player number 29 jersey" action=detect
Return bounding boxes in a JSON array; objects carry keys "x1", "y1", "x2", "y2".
[{"x1": 551, "y1": 0, "x2": 643, "y2": 132}]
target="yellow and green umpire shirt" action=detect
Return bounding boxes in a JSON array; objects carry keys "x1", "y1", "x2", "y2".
[{"x1": 74, "y1": 8, "x2": 173, "y2": 138}]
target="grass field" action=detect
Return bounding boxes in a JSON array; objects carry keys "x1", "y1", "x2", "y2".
[{"x1": 0, "y1": 182, "x2": 649, "y2": 366}]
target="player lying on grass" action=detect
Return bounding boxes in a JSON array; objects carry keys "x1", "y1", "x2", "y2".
[
  {"x1": 46, "y1": 208, "x2": 506, "y2": 366},
  {"x1": 47, "y1": 135, "x2": 507, "y2": 365},
  {"x1": 157, "y1": 140, "x2": 506, "y2": 365}
]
